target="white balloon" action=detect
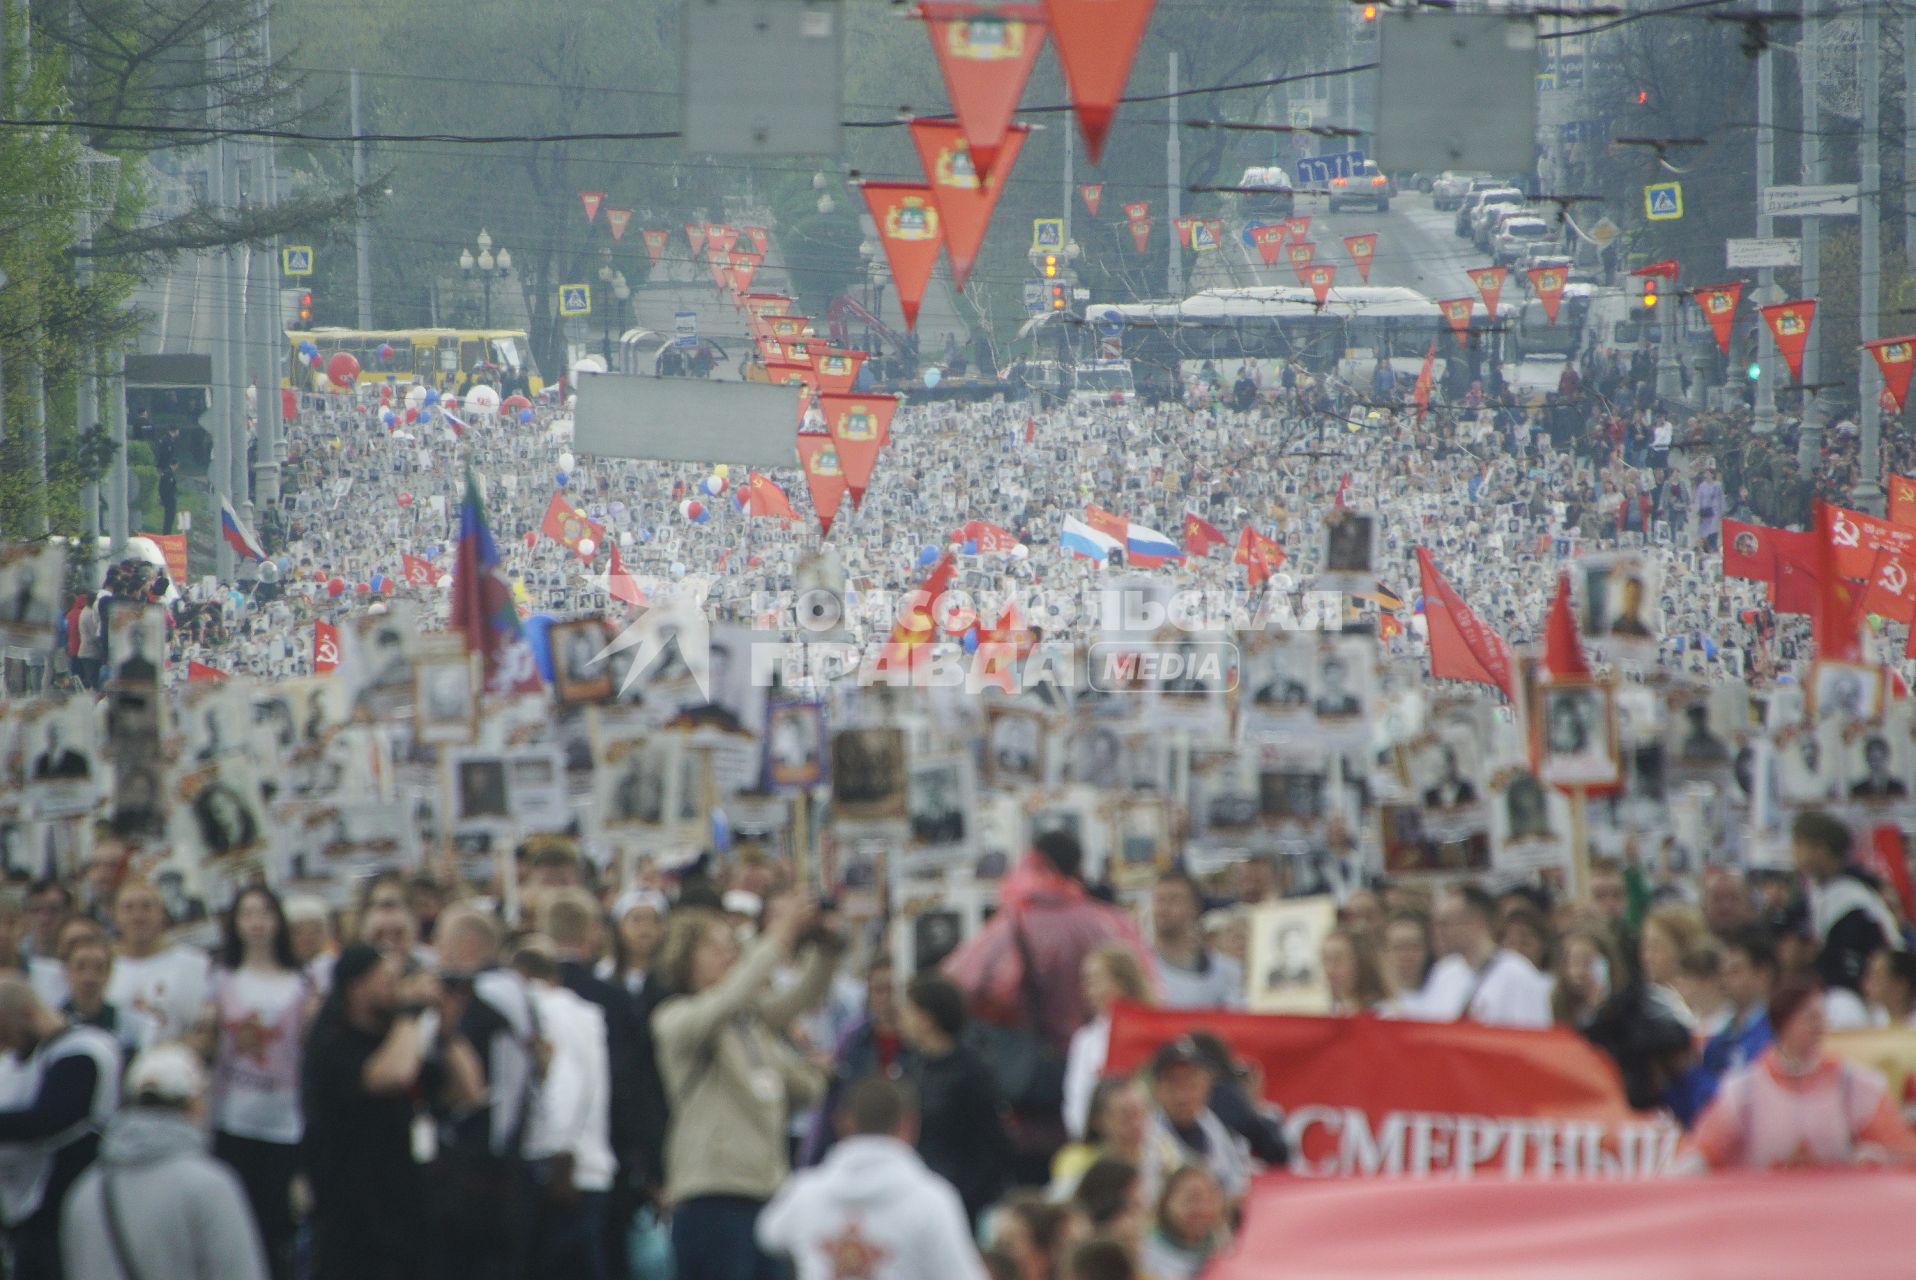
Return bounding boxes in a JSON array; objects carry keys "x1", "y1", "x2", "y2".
[
  {"x1": 404, "y1": 385, "x2": 428, "y2": 410},
  {"x1": 577, "y1": 538, "x2": 597, "y2": 558},
  {"x1": 558, "y1": 452, "x2": 577, "y2": 472},
  {"x1": 467, "y1": 385, "x2": 501, "y2": 413},
  {"x1": 617, "y1": 531, "x2": 633, "y2": 549}
]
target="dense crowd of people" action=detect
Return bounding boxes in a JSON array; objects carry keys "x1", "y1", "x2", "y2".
[{"x1": 0, "y1": 342, "x2": 1913, "y2": 1280}]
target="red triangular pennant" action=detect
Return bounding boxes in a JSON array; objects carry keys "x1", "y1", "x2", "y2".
[
  {"x1": 605, "y1": 208, "x2": 632, "y2": 242},
  {"x1": 1864, "y1": 335, "x2": 1916, "y2": 414},
  {"x1": 918, "y1": 2, "x2": 1048, "y2": 179},
  {"x1": 1343, "y1": 232, "x2": 1376, "y2": 282},
  {"x1": 796, "y1": 432, "x2": 848, "y2": 537},
  {"x1": 579, "y1": 191, "x2": 605, "y2": 223},
  {"x1": 641, "y1": 228, "x2": 669, "y2": 264},
  {"x1": 1438, "y1": 296, "x2": 1475, "y2": 341},
  {"x1": 860, "y1": 183, "x2": 945, "y2": 332},
  {"x1": 1465, "y1": 265, "x2": 1506, "y2": 317},
  {"x1": 1693, "y1": 282, "x2": 1743, "y2": 355},
  {"x1": 811, "y1": 348, "x2": 868, "y2": 396},
  {"x1": 1044, "y1": 0, "x2": 1157, "y2": 164},
  {"x1": 820, "y1": 392, "x2": 900, "y2": 505},
  {"x1": 1761, "y1": 299, "x2": 1816, "y2": 383},
  {"x1": 1078, "y1": 182, "x2": 1103, "y2": 216},
  {"x1": 909, "y1": 118, "x2": 1029, "y2": 291},
  {"x1": 1527, "y1": 264, "x2": 1568, "y2": 324}
]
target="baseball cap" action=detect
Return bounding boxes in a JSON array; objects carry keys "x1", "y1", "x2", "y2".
[
  {"x1": 1150, "y1": 1035, "x2": 1214, "y2": 1077},
  {"x1": 126, "y1": 1044, "x2": 206, "y2": 1105}
]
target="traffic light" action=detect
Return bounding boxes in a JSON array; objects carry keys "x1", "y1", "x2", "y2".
[
  {"x1": 1050, "y1": 283, "x2": 1067, "y2": 311},
  {"x1": 1747, "y1": 359, "x2": 1762, "y2": 381},
  {"x1": 295, "y1": 291, "x2": 313, "y2": 328},
  {"x1": 1043, "y1": 253, "x2": 1059, "y2": 279},
  {"x1": 1628, "y1": 275, "x2": 1659, "y2": 320},
  {"x1": 1360, "y1": 4, "x2": 1377, "y2": 19}
]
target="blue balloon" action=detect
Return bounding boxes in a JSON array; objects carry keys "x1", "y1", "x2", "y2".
[
  {"x1": 519, "y1": 408, "x2": 534, "y2": 424},
  {"x1": 917, "y1": 546, "x2": 940, "y2": 568},
  {"x1": 961, "y1": 628, "x2": 979, "y2": 654},
  {"x1": 424, "y1": 389, "x2": 440, "y2": 406},
  {"x1": 556, "y1": 471, "x2": 570, "y2": 488},
  {"x1": 426, "y1": 545, "x2": 441, "y2": 559},
  {"x1": 962, "y1": 538, "x2": 979, "y2": 556},
  {"x1": 637, "y1": 527, "x2": 653, "y2": 544},
  {"x1": 524, "y1": 613, "x2": 557, "y2": 683}
]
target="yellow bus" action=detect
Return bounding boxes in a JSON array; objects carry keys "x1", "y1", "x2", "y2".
[{"x1": 285, "y1": 327, "x2": 544, "y2": 396}]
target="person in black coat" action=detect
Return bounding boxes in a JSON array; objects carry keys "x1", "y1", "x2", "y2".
[{"x1": 898, "y1": 974, "x2": 1012, "y2": 1227}]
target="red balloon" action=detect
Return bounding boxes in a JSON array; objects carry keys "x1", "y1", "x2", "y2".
[
  {"x1": 354, "y1": 581, "x2": 371, "y2": 595},
  {"x1": 326, "y1": 577, "x2": 346, "y2": 598},
  {"x1": 281, "y1": 387, "x2": 298, "y2": 420},
  {"x1": 380, "y1": 384, "x2": 394, "y2": 401},
  {"x1": 380, "y1": 579, "x2": 397, "y2": 595},
  {"x1": 313, "y1": 570, "x2": 327, "y2": 582},
  {"x1": 442, "y1": 396, "x2": 459, "y2": 411},
  {"x1": 326, "y1": 352, "x2": 361, "y2": 387},
  {"x1": 524, "y1": 530, "x2": 538, "y2": 549},
  {"x1": 309, "y1": 354, "x2": 323, "y2": 370},
  {"x1": 503, "y1": 394, "x2": 533, "y2": 412},
  {"x1": 404, "y1": 407, "x2": 419, "y2": 423},
  {"x1": 397, "y1": 491, "x2": 415, "y2": 508}
]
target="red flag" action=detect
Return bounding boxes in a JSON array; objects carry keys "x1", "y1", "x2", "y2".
[
  {"x1": 1343, "y1": 232, "x2": 1376, "y2": 282},
  {"x1": 1770, "y1": 528, "x2": 1822, "y2": 615},
  {"x1": 1543, "y1": 573, "x2": 1589, "y2": 679},
  {"x1": 1251, "y1": 224, "x2": 1287, "y2": 266},
  {"x1": 1693, "y1": 282, "x2": 1743, "y2": 356},
  {"x1": 1086, "y1": 503, "x2": 1128, "y2": 545},
  {"x1": 957, "y1": 519, "x2": 1019, "y2": 554},
  {"x1": 685, "y1": 223, "x2": 706, "y2": 256},
  {"x1": 1183, "y1": 511, "x2": 1226, "y2": 557},
  {"x1": 1024, "y1": 415, "x2": 1037, "y2": 444},
  {"x1": 1128, "y1": 217, "x2": 1152, "y2": 253},
  {"x1": 1761, "y1": 299, "x2": 1816, "y2": 383},
  {"x1": 909, "y1": 118, "x2": 1029, "y2": 290},
  {"x1": 1173, "y1": 216, "x2": 1196, "y2": 249},
  {"x1": 796, "y1": 433, "x2": 848, "y2": 536},
  {"x1": 1377, "y1": 612, "x2": 1403, "y2": 644},
  {"x1": 729, "y1": 250, "x2": 762, "y2": 296},
  {"x1": 738, "y1": 472, "x2": 798, "y2": 521},
  {"x1": 810, "y1": 348, "x2": 867, "y2": 396},
  {"x1": 705, "y1": 224, "x2": 739, "y2": 258},
  {"x1": 1629, "y1": 258, "x2": 1681, "y2": 280},
  {"x1": 1890, "y1": 476, "x2": 1916, "y2": 527},
  {"x1": 1286, "y1": 240, "x2": 1315, "y2": 271},
  {"x1": 1234, "y1": 526, "x2": 1285, "y2": 586},
  {"x1": 1079, "y1": 182, "x2": 1103, "y2": 216},
  {"x1": 605, "y1": 541, "x2": 647, "y2": 607},
  {"x1": 1527, "y1": 264, "x2": 1568, "y2": 324},
  {"x1": 138, "y1": 532, "x2": 189, "y2": 585},
  {"x1": 451, "y1": 472, "x2": 543, "y2": 695},
  {"x1": 1858, "y1": 545, "x2": 1916, "y2": 625},
  {"x1": 1285, "y1": 214, "x2": 1312, "y2": 242},
  {"x1": 540, "y1": 492, "x2": 606, "y2": 559},
  {"x1": 604, "y1": 208, "x2": 632, "y2": 242},
  {"x1": 1863, "y1": 336, "x2": 1916, "y2": 414},
  {"x1": 313, "y1": 621, "x2": 339, "y2": 674},
  {"x1": 1438, "y1": 296, "x2": 1475, "y2": 341},
  {"x1": 883, "y1": 551, "x2": 957, "y2": 669},
  {"x1": 1466, "y1": 265, "x2": 1506, "y2": 317},
  {"x1": 1721, "y1": 519, "x2": 1777, "y2": 582},
  {"x1": 743, "y1": 225, "x2": 770, "y2": 256},
  {"x1": 1813, "y1": 500, "x2": 1864, "y2": 659},
  {"x1": 919, "y1": 2, "x2": 1047, "y2": 179},
  {"x1": 1044, "y1": 0, "x2": 1156, "y2": 163},
  {"x1": 1820, "y1": 502, "x2": 1916, "y2": 581},
  {"x1": 1123, "y1": 200, "x2": 1149, "y2": 223},
  {"x1": 1869, "y1": 827, "x2": 1916, "y2": 923},
  {"x1": 860, "y1": 183, "x2": 945, "y2": 332},
  {"x1": 402, "y1": 553, "x2": 438, "y2": 588},
  {"x1": 820, "y1": 392, "x2": 899, "y2": 505},
  {"x1": 1414, "y1": 546, "x2": 1514, "y2": 699},
  {"x1": 1412, "y1": 340, "x2": 1437, "y2": 422},
  {"x1": 579, "y1": 191, "x2": 604, "y2": 223},
  {"x1": 187, "y1": 660, "x2": 228, "y2": 684},
  {"x1": 1305, "y1": 264, "x2": 1336, "y2": 307},
  {"x1": 641, "y1": 228, "x2": 669, "y2": 265}
]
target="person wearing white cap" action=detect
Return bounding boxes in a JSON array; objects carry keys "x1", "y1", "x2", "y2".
[{"x1": 61, "y1": 1044, "x2": 269, "y2": 1280}]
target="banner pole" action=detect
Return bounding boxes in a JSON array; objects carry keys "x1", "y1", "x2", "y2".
[
  {"x1": 792, "y1": 787, "x2": 811, "y2": 894},
  {"x1": 1569, "y1": 785, "x2": 1590, "y2": 904}
]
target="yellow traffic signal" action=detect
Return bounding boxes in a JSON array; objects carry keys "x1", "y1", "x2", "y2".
[
  {"x1": 1361, "y1": 4, "x2": 1378, "y2": 19},
  {"x1": 1050, "y1": 284, "x2": 1066, "y2": 311},
  {"x1": 1043, "y1": 254, "x2": 1059, "y2": 278},
  {"x1": 1642, "y1": 279, "x2": 1659, "y2": 309},
  {"x1": 297, "y1": 291, "x2": 313, "y2": 327}
]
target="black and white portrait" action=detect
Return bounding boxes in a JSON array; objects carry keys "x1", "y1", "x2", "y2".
[
  {"x1": 454, "y1": 755, "x2": 510, "y2": 823},
  {"x1": 1849, "y1": 732, "x2": 1909, "y2": 801},
  {"x1": 908, "y1": 756, "x2": 971, "y2": 851},
  {"x1": 551, "y1": 619, "x2": 615, "y2": 707},
  {"x1": 1247, "y1": 897, "x2": 1336, "y2": 1013},
  {"x1": 1310, "y1": 645, "x2": 1366, "y2": 720},
  {"x1": 764, "y1": 700, "x2": 825, "y2": 790},
  {"x1": 985, "y1": 708, "x2": 1045, "y2": 789},
  {"x1": 1539, "y1": 682, "x2": 1617, "y2": 787},
  {"x1": 190, "y1": 776, "x2": 262, "y2": 857},
  {"x1": 414, "y1": 655, "x2": 476, "y2": 744},
  {"x1": 1812, "y1": 661, "x2": 1881, "y2": 723},
  {"x1": 106, "y1": 605, "x2": 163, "y2": 687},
  {"x1": 0, "y1": 545, "x2": 62, "y2": 648},
  {"x1": 830, "y1": 727, "x2": 907, "y2": 822},
  {"x1": 597, "y1": 736, "x2": 674, "y2": 828},
  {"x1": 1321, "y1": 510, "x2": 1375, "y2": 579}
]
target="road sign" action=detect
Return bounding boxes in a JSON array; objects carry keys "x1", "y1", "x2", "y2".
[
  {"x1": 1587, "y1": 217, "x2": 1621, "y2": 249},
  {"x1": 1296, "y1": 151, "x2": 1367, "y2": 185},
  {"x1": 673, "y1": 310, "x2": 699, "y2": 347},
  {"x1": 1288, "y1": 104, "x2": 1313, "y2": 129},
  {"x1": 1072, "y1": 288, "x2": 1091, "y2": 302},
  {"x1": 559, "y1": 284, "x2": 592, "y2": 316},
  {"x1": 1095, "y1": 308, "x2": 1126, "y2": 338},
  {"x1": 1726, "y1": 238, "x2": 1802, "y2": 269},
  {"x1": 1760, "y1": 183, "x2": 1859, "y2": 218},
  {"x1": 1031, "y1": 218, "x2": 1064, "y2": 252},
  {"x1": 1643, "y1": 182, "x2": 1683, "y2": 221},
  {"x1": 1022, "y1": 278, "x2": 1048, "y2": 315},
  {"x1": 281, "y1": 246, "x2": 313, "y2": 276}
]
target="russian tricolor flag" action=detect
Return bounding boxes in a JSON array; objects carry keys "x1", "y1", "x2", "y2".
[
  {"x1": 1126, "y1": 522, "x2": 1184, "y2": 568},
  {"x1": 1061, "y1": 516, "x2": 1123, "y2": 561},
  {"x1": 220, "y1": 498, "x2": 266, "y2": 563}
]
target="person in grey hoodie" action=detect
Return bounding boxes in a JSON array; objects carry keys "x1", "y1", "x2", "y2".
[{"x1": 61, "y1": 1044, "x2": 269, "y2": 1280}]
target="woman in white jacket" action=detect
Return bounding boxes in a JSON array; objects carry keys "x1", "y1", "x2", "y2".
[{"x1": 1062, "y1": 944, "x2": 1153, "y2": 1141}]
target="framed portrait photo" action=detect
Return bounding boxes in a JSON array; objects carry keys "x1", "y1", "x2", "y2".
[
  {"x1": 550, "y1": 618, "x2": 616, "y2": 707},
  {"x1": 1537, "y1": 680, "x2": 1620, "y2": 788}
]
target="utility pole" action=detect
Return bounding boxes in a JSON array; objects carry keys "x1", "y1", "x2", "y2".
[
  {"x1": 254, "y1": 0, "x2": 283, "y2": 508},
  {"x1": 76, "y1": 173, "x2": 100, "y2": 539},
  {"x1": 209, "y1": 29, "x2": 234, "y2": 579},
  {"x1": 107, "y1": 349, "x2": 128, "y2": 552},
  {"x1": 1797, "y1": 5, "x2": 1823, "y2": 468},
  {"x1": 1166, "y1": 50, "x2": 1182, "y2": 298},
  {"x1": 1906, "y1": 11, "x2": 1916, "y2": 282},
  {"x1": 352, "y1": 68, "x2": 373, "y2": 328},
  {"x1": 1852, "y1": 7, "x2": 1883, "y2": 515},
  {"x1": 1750, "y1": 0, "x2": 1777, "y2": 434},
  {"x1": 1061, "y1": 121, "x2": 1074, "y2": 252},
  {"x1": 7, "y1": 0, "x2": 45, "y2": 535}
]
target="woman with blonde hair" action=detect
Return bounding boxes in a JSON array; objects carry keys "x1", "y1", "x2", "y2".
[
  {"x1": 651, "y1": 896, "x2": 844, "y2": 1280},
  {"x1": 1063, "y1": 943, "x2": 1152, "y2": 1141},
  {"x1": 1640, "y1": 903, "x2": 1708, "y2": 1028}
]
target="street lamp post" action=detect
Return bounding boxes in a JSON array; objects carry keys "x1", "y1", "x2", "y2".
[
  {"x1": 458, "y1": 229, "x2": 512, "y2": 328},
  {"x1": 597, "y1": 260, "x2": 629, "y2": 363}
]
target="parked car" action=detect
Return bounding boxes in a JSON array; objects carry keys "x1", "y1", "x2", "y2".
[
  {"x1": 1462, "y1": 187, "x2": 1524, "y2": 240},
  {"x1": 1431, "y1": 171, "x2": 1493, "y2": 211},
  {"x1": 1329, "y1": 159, "x2": 1392, "y2": 212},
  {"x1": 1474, "y1": 199, "x2": 1530, "y2": 250},
  {"x1": 1492, "y1": 215, "x2": 1554, "y2": 265}
]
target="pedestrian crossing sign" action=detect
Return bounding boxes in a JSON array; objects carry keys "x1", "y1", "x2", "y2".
[
  {"x1": 1644, "y1": 182, "x2": 1683, "y2": 221},
  {"x1": 280, "y1": 246, "x2": 313, "y2": 276},
  {"x1": 559, "y1": 284, "x2": 592, "y2": 316},
  {"x1": 1031, "y1": 218, "x2": 1064, "y2": 252}
]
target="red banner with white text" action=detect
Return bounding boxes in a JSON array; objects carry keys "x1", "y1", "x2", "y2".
[{"x1": 1107, "y1": 1004, "x2": 1676, "y2": 1178}]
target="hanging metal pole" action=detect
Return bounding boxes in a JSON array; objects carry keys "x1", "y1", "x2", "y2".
[
  {"x1": 1750, "y1": 0, "x2": 1777, "y2": 434},
  {"x1": 352, "y1": 67, "x2": 373, "y2": 328},
  {"x1": 1166, "y1": 51, "x2": 1182, "y2": 298},
  {"x1": 1797, "y1": 4, "x2": 1823, "y2": 468},
  {"x1": 1851, "y1": 7, "x2": 1883, "y2": 515}
]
